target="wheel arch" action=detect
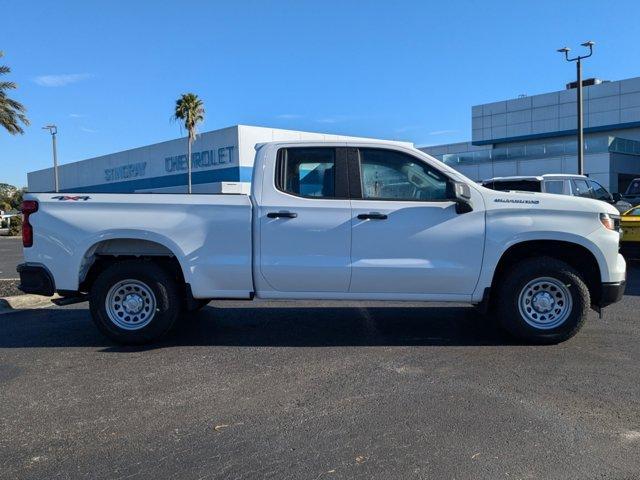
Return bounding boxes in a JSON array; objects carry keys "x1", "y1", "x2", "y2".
[
  {"x1": 490, "y1": 239, "x2": 602, "y2": 306},
  {"x1": 77, "y1": 233, "x2": 189, "y2": 293}
]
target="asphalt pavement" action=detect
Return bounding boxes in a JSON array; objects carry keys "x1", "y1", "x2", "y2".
[
  {"x1": 0, "y1": 262, "x2": 639, "y2": 479},
  {"x1": 0, "y1": 236, "x2": 22, "y2": 279}
]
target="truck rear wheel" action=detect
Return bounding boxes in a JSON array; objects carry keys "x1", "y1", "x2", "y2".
[
  {"x1": 495, "y1": 257, "x2": 590, "y2": 344},
  {"x1": 89, "y1": 260, "x2": 181, "y2": 345}
]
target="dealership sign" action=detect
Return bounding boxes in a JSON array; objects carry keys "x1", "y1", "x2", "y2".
[
  {"x1": 104, "y1": 162, "x2": 147, "y2": 182},
  {"x1": 164, "y1": 146, "x2": 235, "y2": 172},
  {"x1": 104, "y1": 145, "x2": 235, "y2": 183}
]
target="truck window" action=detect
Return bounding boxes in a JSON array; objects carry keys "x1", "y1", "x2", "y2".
[
  {"x1": 485, "y1": 180, "x2": 542, "y2": 193},
  {"x1": 572, "y1": 179, "x2": 594, "y2": 198},
  {"x1": 589, "y1": 180, "x2": 612, "y2": 201},
  {"x1": 545, "y1": 180, "x2": 564, "y2": 195},
  {"x1": 277, "y1": 148, "x2": 336, "y2": 198},
  {"x1": 358, "y1": 148, "x2": 449, "y2": 201},
  {"x1": 626, "y1": 180, "x2": 640, "y2": 195}
]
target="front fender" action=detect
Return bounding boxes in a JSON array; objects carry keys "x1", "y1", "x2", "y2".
[{"x1": 473, "y1": 230, "x2": 607, "y2": 302}]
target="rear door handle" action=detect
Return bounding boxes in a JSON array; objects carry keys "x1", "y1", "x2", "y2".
[
  {"x1": 267, "y1": 211, "x2": 298, "y2": 219},
  {"x1": 357, "y1": 213, "x2": 388, "y2": 220}
]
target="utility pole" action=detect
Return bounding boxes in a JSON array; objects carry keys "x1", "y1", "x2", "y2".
[
  {"x1": 557, "y1": 41, "x2": 594, "y2": 175},
  {"x1": 42, "y1": 125, "x2": 59, "y2": 192}
]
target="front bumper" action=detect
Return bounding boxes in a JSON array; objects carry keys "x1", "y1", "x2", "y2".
[
  {"x1": 597, "y1": 281, "x2": 626, "y2": 308},
  {"x1": 17, "y1": 263, "x2": 55, "y2": 297}
]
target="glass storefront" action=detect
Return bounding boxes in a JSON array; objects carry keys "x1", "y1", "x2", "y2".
[{"x1": 438, "y1": 136, "x2": 640, "y2": 167}]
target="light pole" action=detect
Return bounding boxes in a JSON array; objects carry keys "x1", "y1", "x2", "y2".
[
  {"x1": 557, "y1": 41, "x2": 594, "y2": 176},
  {"x1": 42, "y1": 125, "x2": 59, "y2": 192}
]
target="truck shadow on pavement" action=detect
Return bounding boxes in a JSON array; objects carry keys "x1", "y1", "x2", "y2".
[
  {"x1": 0, "y1": 304, "x2": 520, "y2": 350},
  {"x1": 2, "y1": 261, "x2": 637, "y2": 351},
  {"x1": 624, "y1": 259, "x2": 640, "y2": 296}
]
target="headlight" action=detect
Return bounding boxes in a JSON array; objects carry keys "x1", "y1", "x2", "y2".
[{"x1": 600, "y1": 213, "x2": 621, "y2": 231}]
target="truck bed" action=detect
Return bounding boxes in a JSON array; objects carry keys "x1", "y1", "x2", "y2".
[{"x1": 23, "y1": 193, "x2": 254, "y2": 299}]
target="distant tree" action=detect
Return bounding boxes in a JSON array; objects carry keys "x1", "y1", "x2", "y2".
[
  {"x1": 1, "y1": 183, "x2": 15, "y2": 212},
  {"x1": 0, "y1": 51, "x2": 29, "y2": 134},
  {"x1": 0, "y1": 182, "x2": 17, "y2": 198},
  {"x1": 9, "y1": 187, "x2": 25, "y2": 210},
  {"x1": 8, "y1": 215, "x2": 21, "y2": 236},
  {"x1": 172, "y1": 93, "x2": 205, "y2": 193}
]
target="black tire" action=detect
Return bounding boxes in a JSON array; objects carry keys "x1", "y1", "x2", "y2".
[
  {"x1": 185, "y1": 299, "x2": 210, "y2": 312},
  {"x1": 89, "y1": 260, "x2": 182, "y2": 345},
  {"x1": 495, "y1": 257, "x2": 590, "y2": 344}
]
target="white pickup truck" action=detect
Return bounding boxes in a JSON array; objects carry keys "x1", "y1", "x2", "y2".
[{"x1": 18, "y1": 141, "x2": 626, "y2": 345}]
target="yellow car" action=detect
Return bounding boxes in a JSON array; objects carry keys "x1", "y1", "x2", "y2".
[{"x1": 621, "y1": 206, "x2": 640, "y2": 259}]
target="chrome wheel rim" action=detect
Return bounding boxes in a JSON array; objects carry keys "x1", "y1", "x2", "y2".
[
  {"x1": 518, "y1": 277, "x2": 572, "y2": 330},
  {"x1": 105, "y1": 279, "x2": 156, "y2": 330}
]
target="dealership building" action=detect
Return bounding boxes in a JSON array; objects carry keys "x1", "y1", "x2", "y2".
[
  {"x1": 28, "y1": 76, "x2": 640, "y2": 194},
  {"x1": 420, "y1": 76, "x2": 640, "y2": 193},
  {"x1": 28, "y1": 125, "x2": 412, "y2": 193}
]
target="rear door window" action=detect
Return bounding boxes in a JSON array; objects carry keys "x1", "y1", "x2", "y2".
[
  {"x1": 544, "y1": 180, "x2": 564, "y2": 195},
  {"x1": 276, "y1": 148, "x2": 337, "y2": 198}
]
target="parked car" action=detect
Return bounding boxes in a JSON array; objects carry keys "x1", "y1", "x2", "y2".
[
  {"x1": 620, "y1": 205, "x2": 640, "y2": 259},
  {"x1": 17, "y1": 142, "x2": 626, "y2": 345},
  {"x1": 481, "y1": 174, "x2": 633, "y2": 213},
  {"x1": 621, "y1": 178, "x2": 640, "y2": 207}
]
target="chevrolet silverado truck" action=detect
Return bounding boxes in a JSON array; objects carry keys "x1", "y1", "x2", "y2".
[{"x1": 17, "y1": 141, "x2": 626, "y2": 345}]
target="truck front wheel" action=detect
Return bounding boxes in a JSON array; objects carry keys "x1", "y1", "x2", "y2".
[
  {"x1": 89, "y1": 260, "x2": 182, "y2": 345},
  {"x1": 495, "y1": 257, "x2": 590, "y2": 344}
]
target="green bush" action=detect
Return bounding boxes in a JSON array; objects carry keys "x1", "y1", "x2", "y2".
[
  {"x1": 8, "y1": 215, "x2": 22, "y2": 236},
  {"x1": 0, "y1": 219, "x2": 6, "y2": 228}
]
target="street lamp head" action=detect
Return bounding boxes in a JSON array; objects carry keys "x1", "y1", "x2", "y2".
[
  {"x1": 42, "y1": 124, "x2": 57, "y2": 134},
  {"x1": 581, "y1": 41, "x2": 595, "y2": 48},
  {"x1": 557, "y1": 47, "x2": 570, "y2": 53}
]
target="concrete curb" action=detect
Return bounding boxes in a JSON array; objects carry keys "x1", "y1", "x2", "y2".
[{"x1": 0, "y1": 294, "x2": 60, "y2": 314}]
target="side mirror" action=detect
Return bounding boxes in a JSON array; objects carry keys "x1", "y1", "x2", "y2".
[
  {"x1": 453, "y1": 181, "x2": 473, "y2": 214},
  {"x1": 612, "y1": 192, "x2": 622, "y2": 202}
]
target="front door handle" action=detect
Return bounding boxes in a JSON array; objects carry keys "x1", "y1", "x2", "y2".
[
  {"x1": 267, "y1": 211, "x2": 298, "y2": 219},
  {"x1": 357, "y1": 212, "x2": 388, "y2": 220}
]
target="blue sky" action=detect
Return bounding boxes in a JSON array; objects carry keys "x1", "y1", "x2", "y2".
[{"x1": 2, "y1": 0, "x2": 640, "y2": 187}]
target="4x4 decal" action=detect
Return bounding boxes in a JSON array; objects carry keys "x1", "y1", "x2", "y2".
[{"x1": 51, "y1": 195, "x2": 91, "y2": 201}]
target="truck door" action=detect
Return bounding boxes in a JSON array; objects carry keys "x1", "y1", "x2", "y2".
[
  {"x1": 258, "y1": 147, "x2": 352, "y2": 292},
  {"x1": 348, "y1": 147, "x2": 485, "y2": 297}
]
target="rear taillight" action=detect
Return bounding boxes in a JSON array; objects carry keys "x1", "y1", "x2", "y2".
[{"x1": 21, "y1": 200, "x2": 38, "y2": 248}]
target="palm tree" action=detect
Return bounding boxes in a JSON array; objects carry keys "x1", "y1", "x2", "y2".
[
  {"x1": 172, "y1": 93, "x2": 204, "y2": 193},
  {"x1": 0, "y1": 51, "x2": 29, "y2": 135}
]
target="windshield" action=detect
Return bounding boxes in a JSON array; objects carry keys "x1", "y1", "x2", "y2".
[
  {"x1": 626, "y1": 207, "x2": 640, "y2": 216},
  {"x1": 626, "y1": 179, "x2": 640, "y2": 195}
]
